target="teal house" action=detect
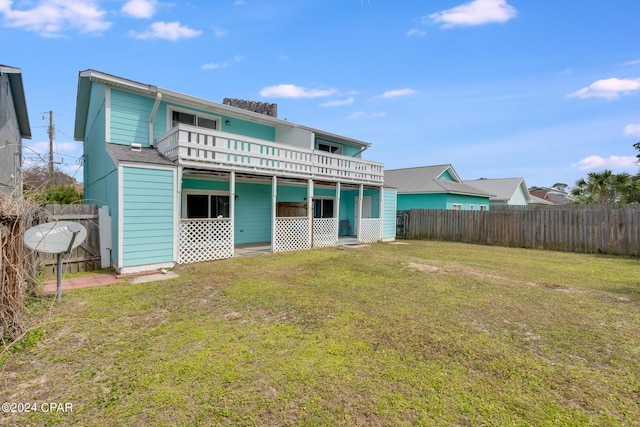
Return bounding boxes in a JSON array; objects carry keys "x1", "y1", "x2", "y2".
[
  {"x1": 385, "y1": 165, "x2": 493, "y2": 211},
  {"x1": 74, "y1": 70, "x2": 396, "y2": 273}
]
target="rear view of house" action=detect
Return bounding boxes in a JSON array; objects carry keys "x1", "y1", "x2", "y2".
[{"x1": 74, "y1": 70, "x2": 396, "y2": 273}]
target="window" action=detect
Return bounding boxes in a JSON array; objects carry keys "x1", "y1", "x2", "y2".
[
  {"x1": 480, "y1": 205, "x2": 487, "y2": 211},
  {"x1": 317, "y1": 141, "x2": 342, "y2": 155},
  {"x1": 170, "y1": 108, "x2": 219, "y2": 130},
  {"x1": 470, "y1": 205, "x2": 475, "y2": 211},
  {"x1": 313, "y1": 198, "x2": 334, "y2": 218},
  {"x1": 185, "y1": 193, "x2": 230, "y2": 218},
  {"x1": 452, "y1": 204, "x2": 461, "y2": 211}
]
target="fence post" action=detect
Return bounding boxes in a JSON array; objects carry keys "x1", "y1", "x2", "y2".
[{"x1": 99, "y1": 206, "x2": 111, "y2": 269}]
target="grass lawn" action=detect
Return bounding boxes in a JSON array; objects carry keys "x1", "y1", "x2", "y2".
[{"x1": 1, "y1": 241, "x2": 639, "y2": 426}]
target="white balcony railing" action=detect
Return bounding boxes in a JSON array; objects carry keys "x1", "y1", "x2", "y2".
[{"x1": 156, "y1": 124, "x2": 384, "y2": 185}]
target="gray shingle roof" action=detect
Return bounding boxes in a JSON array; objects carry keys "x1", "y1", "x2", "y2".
[
  {"x1": 107, "y1": 143, "x2": 176, "y2": 166},
  {"x1": 385, "y1": 165, "x2": 494, "y2": 197},
  {"x1": 464, "y1": 178, "x2": 529, "y2": 202}
]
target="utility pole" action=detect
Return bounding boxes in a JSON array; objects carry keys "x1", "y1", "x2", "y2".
[{"x1": 47, "y1": 110, "x2": 55, "y2": 186}]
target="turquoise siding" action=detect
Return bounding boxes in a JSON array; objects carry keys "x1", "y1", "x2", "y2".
[
  {"x1": 277, "y1": 185, "x2": 307, "y2": 202},
  {"x1": 219, "y1": 115, "x2": 275, "y2": 141},
  {"x1": 110, "y1": 89, "x2": 155, "y2": 146},
  {"x1": 110, "y1": 91, "x2": 278, "y2": 148},
  {"x1": 122, "y1": 167, "x2": 174, "y2": 267},
  {"x1": 315, "y1": 137, "x2": 361, "y2": 157},
  {"x1": 156, "y1": 103, "x2": 276, "y2": 143},
  {"x1": 444, "y1": 193, "x2": 490, "y2": 210},
  {"x1": 235, "y1": 181, "x2": 271, "y2": 244},
  {"x1": 83, "y1": 82, "x2": 120, "y2": 266},
  {"x1": 439, "y1": 170, "x2": 455, "y2": 181},
  {"x1": 398, "y1": 193, "x2": 490, "y2": 211},
  {"x1": 182, "y1": 178, "x2": 229, "y2": 192},
  {"x1": 382, "y1": 188, "x2": 397, "y2": 240}
]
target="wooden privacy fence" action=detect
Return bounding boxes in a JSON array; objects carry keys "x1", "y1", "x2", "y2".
[
  {"x1": 398, "y1": 205, "x2": 640, "y2": 256},
  {"x1": 36, "y1": 204, "x2": 103, "y2": 274}
]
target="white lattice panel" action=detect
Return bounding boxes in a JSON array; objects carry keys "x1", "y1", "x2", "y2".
[
  {"x1": 359, "y1": 218, "x2": 381, "y2": 243},
  {"x1": 274, "y1": 218, "x2": 311, "y2": 253},
  {"x1": 179, "y1": 219, "x2": 233, "y2": 264},
  {"x1": 313, "y1": 218, "x2": 338, "y2": 248}
]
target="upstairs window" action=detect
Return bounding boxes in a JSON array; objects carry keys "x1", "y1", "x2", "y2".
[
  {"x1": 317, "y1": 141, "x2": 342, "y2": 155},
  {"x1": 170, "y1": 108, "x2": 219, "y2": 131}
]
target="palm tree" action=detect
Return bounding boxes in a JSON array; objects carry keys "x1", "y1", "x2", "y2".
[{"x1": 571, "y1": 170, "x2": 635, "y2": 204}]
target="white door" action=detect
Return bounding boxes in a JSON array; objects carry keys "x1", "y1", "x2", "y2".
[{"x1": 354, "y1": 196, "x2": 371, "y2": 236}]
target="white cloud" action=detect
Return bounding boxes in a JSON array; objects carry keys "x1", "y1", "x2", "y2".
[
  {"x1": 131, "y1": 21, "x2": 202, "y2": 41},
  {"x1": 202, "y1": 55, "x2": 244, "y2": 70},
  {"x1": 568, "y1": 78, "x2": 640, "y2": 100},
  {"x1": 347, "y1": 111, "x2": 387, "y2": 120},
  {"x1": 259, "y1": 84, "x2": 337, "y2": 98},
  {"x1": 407, "y1": 28, "x2": 426, "y2": 38},
  {"x1": 624, "y1": 59, "x2": 640, "y2": 66},
  {"x1": 320, "y1": 97, "x2": 354, "y2": 107},
  {"x1": 376, "y1": 88, "x2": 417, "y2": 99},
  {"x1": 0, "y1": 0, "x2": 111, "y2": 36},
  {"x1": 624, "y1": 123, "x2": 640, "y2": 137},
  {"x1": 572, "y1": 155, "x2": 637, "y2": 170},
  {"x1": 122, "y1": 0, "x2": 157, "y2": 19},
  {"x1": 427, "y1": 0, "x2": 517, "y2": 28},
  {"x1": 212, "y1": 26, "x2": 226, "y2": 37}
]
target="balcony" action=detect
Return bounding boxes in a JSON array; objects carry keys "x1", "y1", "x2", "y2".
[{"x1": 156, "y1": 124, "x2": 384, "y2": 185}]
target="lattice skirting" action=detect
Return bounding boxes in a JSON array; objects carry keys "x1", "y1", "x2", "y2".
[
  {"x1": 313, "y1": 218, "x2": 338, "y2": 248},
  {"x1": 359, "y1": 218, "x2": 381, "y2": 243},
  {"x1": 274, "y1": 218, "x2": 311, "y2": 253},
  {"x1": 179, "y1": 219, "x2": 233, "y2": 264}
]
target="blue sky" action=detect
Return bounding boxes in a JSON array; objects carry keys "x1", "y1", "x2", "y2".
[{"x1": 2, "y1": 0, "x2": 639, "y2": 188}]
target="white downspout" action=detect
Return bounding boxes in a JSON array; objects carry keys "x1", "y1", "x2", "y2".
[{"x1": 149, "y1": 92, "x2": 162, "y2": 147}]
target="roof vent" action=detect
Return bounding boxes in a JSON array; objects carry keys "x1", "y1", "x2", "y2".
[{"x1": 130, "y1": 142, "x2": 142, "y2": 152}]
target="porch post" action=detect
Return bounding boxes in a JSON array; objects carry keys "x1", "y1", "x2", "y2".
[
  {"x1": 379, "y1": 186, "x2": 384, "y2": 240},
  {"x1": 174, "y1": 166, "x2": 182, "y2": 263},
  {"x1": 336, "y1": 182, "x2": 341, "y2": 239},
  {"x1": 230, "y1": 171, "x2": 236, "y2": 253},
  {"x1": 307, "y1": 179, "x2": 313, "y2": 248},
  {"x1": 358, "y1": 184, "x2": 364, "y2": 242},
  {"x1": 271, "y1": 176, "x2": 277, "y2": 252}
]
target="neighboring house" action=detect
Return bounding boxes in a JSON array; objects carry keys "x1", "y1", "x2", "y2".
[
  {"x1": 385, "y1": 165, "x2": 493, "y2": 211},
  {"x1": 464, "y1": 177, "x2": 531, "y2": 206},
  {"x1": 529, "y1": 187, "x2": 571, "y2": 205},
  {"x1": 529, "y1": 193, "x2": 555, "y2": 206},
  {"x1": 0, "y1": 65, "x2": 31, "y2": 195},
  {"x1": 74, "y1": 70, "x2": 395, "y2": 273}
]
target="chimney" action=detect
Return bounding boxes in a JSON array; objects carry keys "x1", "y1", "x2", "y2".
[{"x1": 223, "y1": 98, "x2": 278, "y2": 118}]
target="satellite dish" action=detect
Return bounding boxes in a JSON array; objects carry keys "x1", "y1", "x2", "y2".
[
  {"x1": 24, "y1": 221, "x2": 87, "y2": 254},
  {"x1": 24, "y1": 221, "x2": 87, "y2": 303}
]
